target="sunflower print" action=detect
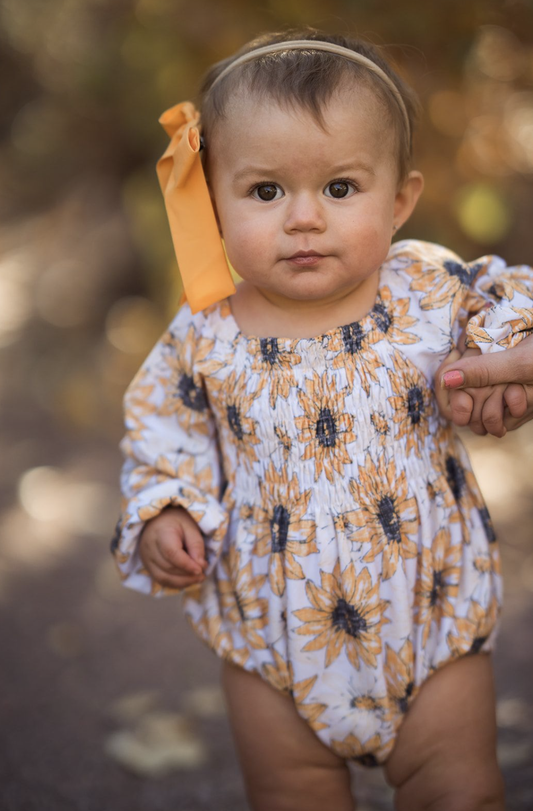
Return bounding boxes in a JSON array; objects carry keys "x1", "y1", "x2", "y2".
[
  {"x1": 370, "y1": 411, "x2": 390, "y2": 447},
  {"x1": 157, "y1": 325, "x2": 224, "y2": 434},
  {"x1": 414, "y1": 527, "x2": 462, "y2": 647},
  {"x1": 384, "y1": 639, "x2": 417, "y2": 724},
  {"x1": 217, "y1": 368, "x2": 265, "y2": 469},
  {"x1": 387, "y1": 351, "x2": 433, "y2": 457},
  {"x1": 261, "y1": 649, "x2": 329, "y2": 731},
  {"x1": 446, "y1": 595, "x2": 499, "y2": 657},
  {"x1": 347, "y1": 454, "x2": 419, "y2": 580},
  {"x1": 247, "y1": 337, "x2": 301, "y2": 408},
  {"x1": 368, "y1": 285, "x2": 420, "y2": 346},
  {"x1": 218, "y1": 547, "x2": 269, "y2": 650},
  {"x1": 327, "y1": 321, "x2": 383, "y2": 394},
  {"x1": 465, "y1": 305, "x2": 533, "y2": 350},
  {"x1": 243, "y1": 461, "x2": 318, "y2": 597},
  {"x1": 329, "y1": 731, "x2": 394, "y2": 766},
  {"x1": 123, "y1": 373, "x2": 157, "y2": 442},
  {"x1": 295, "y1": 371, "x2": 356, "y2": 482},
  {"x1": 403, "y1": 252, "x2": 481, "y2": 322},
  {"x1": 294, "y1": 561, "x2": 389, "y2": 669}
]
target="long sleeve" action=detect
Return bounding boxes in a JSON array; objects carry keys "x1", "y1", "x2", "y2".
[
  {"x1": 111, "y1": 303, "x2": 229, "y2": 596},
  {"x1": 457, "y1": 255, "x2": 533, "y2": 354}
]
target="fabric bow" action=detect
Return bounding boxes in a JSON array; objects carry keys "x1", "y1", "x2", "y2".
[{"x1": 156, "y1": 101, "x2": 236, "y2": 313}]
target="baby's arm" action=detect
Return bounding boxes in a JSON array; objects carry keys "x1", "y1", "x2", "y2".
[{"x1": 112, "y1": 304, "x2": 228, "y2": 596}]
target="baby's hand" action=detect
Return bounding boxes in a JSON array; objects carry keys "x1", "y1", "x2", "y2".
[
  {"x1": 139, "y1": 506, "x2": 208, "y2": 589},
  {"x1": 437, "y1": 348, "x2": 509, "y2": 437}
]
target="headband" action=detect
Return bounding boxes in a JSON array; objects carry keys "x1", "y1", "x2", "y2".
[{"x1": 157, "y1": 40, "x2": 410, "y2": 314}]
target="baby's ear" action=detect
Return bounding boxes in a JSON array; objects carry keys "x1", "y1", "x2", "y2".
[{"x1": 394, "y1": 170, "x2": 424, "y2": 228}]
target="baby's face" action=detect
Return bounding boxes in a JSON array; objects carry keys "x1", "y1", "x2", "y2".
[{"x1": 207, "y1": 87, "x2": 415, "y2": 306}]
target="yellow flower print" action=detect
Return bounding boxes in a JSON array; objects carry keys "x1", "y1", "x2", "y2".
[
  {"x1": 327, "y1": 322, "x2": 383, "y2": 395},
  {"x1": 184, "y1": 610, "x2": 251, "y2": 667},
  {"x1": 293, "y1": 561, "x2": 389, "y2": 670},
  {"x1": 295, "y1": 372, "x2": 356, "y2": 482},
  {"x1": 218, "y1": 547, "x2": 269, "y2": 650},
  {"x1": 384, "y1": 639, "x2": 417, "y2": 722},
  {"x1": 368, "y1": 286, "x2": 419, "y2": 346},
  {"x1": 404, "y1": 255, "x2": 481, "y2": 320},
  {"x1": 244, "y1": 461, "x2": 318, "y2": 597},
  {"x1": 446, "y1": 595, "x2": 499, "y2": 657},
  {"x1": 348, "y1": 454, "x2": 419, "y2": 580},
  {"x1": 261, "y1": 650, "x2": 328, "y2": 731},
  {"x1": 157, "y1": 325, "x2": 224, "y2": 434},
  {"x1": 329, "y1": 731, "x2": 393, "y2": 766},
  {"x1": 247, "y1": 337, "x2": 301, "y2": 408},
  {"x1": 123, "y1": 375, "x2": 157, "y2": 442},
  {"x1": 387, "y1": 351, "x2": 433, "y2": 456},
  {"x1": 370, "y1": 411, "x2": 390, "y2": 447},
  {"x1": 217, "y1": 369, "x2": 266, "y2": 469},
  {"x1": 414, "y1": 527, "x2": 462, "y2": 647},
  {"x1": 465, "y1": 306, "x2": 533, "y2": 350},
  {"x1": 274, "y1": 425, "x2": 292, "y2": 461}
]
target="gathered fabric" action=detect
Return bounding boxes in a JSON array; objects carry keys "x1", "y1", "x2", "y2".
[{"x1": 112, "y1": 239, "x2": 533, "y2": 765}]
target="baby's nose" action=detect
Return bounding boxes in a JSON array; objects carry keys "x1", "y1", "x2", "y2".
[{"x1": 283, "y1": 193, "x2": 326, "y2": 233}]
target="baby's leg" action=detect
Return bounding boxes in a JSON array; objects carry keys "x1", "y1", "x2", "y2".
[
  {"x1": 220, "y1": 660, "x2": 355, "y2": 811},
  {"x1": 384, "y1": 653, "x2": 506, "y2": 811}
]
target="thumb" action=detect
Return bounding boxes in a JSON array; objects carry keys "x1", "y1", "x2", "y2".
[{"x1": 441, "y1": 349, "x2": 512, "y2": 390}]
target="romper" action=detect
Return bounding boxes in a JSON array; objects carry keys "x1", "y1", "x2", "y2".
[{"x1": 112, "y1": 239, "x2": 533, "y2": 766}]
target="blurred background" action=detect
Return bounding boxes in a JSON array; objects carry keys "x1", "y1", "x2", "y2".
[{"x1": 1, "y1": 0, "x2": 533, "y2": 808}]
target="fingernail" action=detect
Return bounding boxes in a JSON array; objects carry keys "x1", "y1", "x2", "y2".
[{"x1": 441, "y1": 370, "x2": 464, "y2": 389}]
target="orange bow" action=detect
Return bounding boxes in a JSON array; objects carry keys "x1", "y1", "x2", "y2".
[{"x1": 156, "y1": 101, "x2": 236, "y2": 313}]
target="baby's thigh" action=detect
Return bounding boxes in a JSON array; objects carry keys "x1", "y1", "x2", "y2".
[
  {"x1": 220, "y1": 660, "x2": 355, "y2": 811},
  {"x1": 384, "y1": 653, "x2": 506, "y2": 811}
]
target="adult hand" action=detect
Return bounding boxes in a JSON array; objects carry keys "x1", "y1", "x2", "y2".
[{"x1": 437, "y1": 333, "x2": 533, "y2": 435}]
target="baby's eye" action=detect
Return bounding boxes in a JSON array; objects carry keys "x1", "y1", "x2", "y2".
[
  {"x1": 324, "y1": 180, "x2": 357, "y2": 199},
  {"x1": 251, "y1": 183, "x2": 283, "y2": 202}
]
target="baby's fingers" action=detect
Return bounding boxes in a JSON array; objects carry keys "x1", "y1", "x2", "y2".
[
  {"x1": 156, "y1": 527, "x2": 204, "y2": 576},
  {"x1": 148, "y1": 562, "x2": 204, "y2": 591},
  {"x1": 480, "y1": 386, "x2": 507, "y2": 437},
  {"x1": 448, "y1": 389, "x2": 474, "y2": 427}
]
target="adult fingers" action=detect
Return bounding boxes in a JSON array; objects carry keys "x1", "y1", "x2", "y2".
[
  {"x1": 435, "y1": 349, "x2": 462, "y2": 420},
  {"x1": 441, "y1": 335, "x2": 533, "y2": 390}
]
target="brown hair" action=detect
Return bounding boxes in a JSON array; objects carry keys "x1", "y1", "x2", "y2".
[{"x1": 198, "y1": 27, "x2": 420, "y2": 183}]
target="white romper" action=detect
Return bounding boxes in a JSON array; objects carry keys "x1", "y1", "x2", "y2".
[{"x1": 112, "y1": 239, "x2": 533, "y2": 766}]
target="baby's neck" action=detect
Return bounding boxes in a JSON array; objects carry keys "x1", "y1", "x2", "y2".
[{"x1": 229, "y1": 276, "x2": 380, "y2": 340}]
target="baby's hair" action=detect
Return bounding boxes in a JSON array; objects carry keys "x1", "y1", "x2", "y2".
[{"x1": 198, "y1": 26, "x2": 420, "y2": 183}]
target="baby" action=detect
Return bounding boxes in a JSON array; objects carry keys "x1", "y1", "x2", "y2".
[{"x1": 112, "y1": 28, "x2": 533, "y2": 811}]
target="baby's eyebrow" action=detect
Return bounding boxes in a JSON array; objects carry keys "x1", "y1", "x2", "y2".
[{"x1": 233, "y1": 161, "x2": 376, "y2": 183}]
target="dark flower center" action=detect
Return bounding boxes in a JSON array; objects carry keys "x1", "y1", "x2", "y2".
[
  {"x1": 332, "y1": 598, "x2": 368, "y2": 638},
  {"x1": 443, "y1": 260, "x2": 479, "y2": 286},
  {"x1": 341, "y1": 322, "x2": 365, "y2": 354},
  {"x1": 355, "y1": 754, "x2": 379, "y2": 768},
  {"x1": 377, "y1": 495, "x2": 402, "y2": 543},
  {"x1": 271, "y1": 504, "x2": 290, "y2": 552},
  {"x1": 429, "y1": 569, "x2": 444, "y2": 606},
  {"x1": 372, "y1": 301, "x2": 392, "y2": 334},
  {"x1": 178, "y1": 373, "x2": 207, "y2": 411},
  {"x1": 445, "y1": 455, "x2": 466, "y2": 501},
  {"x1": 316, "y1": 407, "x2": 338, "y2": 448},
  {"x1": 260, "y1": 337, "x2": 280, "y2": 364},
  {"x1": 470, "y1": 635, "x2": 488, "y2": 654},
  {"x1": 398, "y1": 680, "x2": 414, "y2": 714},
  {"x1": 227, "y1": 404, "x2": 244, "y2": 440},
  {"x1": 478, "y1": 506, "x2": 496, "y2": 543},
  {"x1": 407, "y1": 385, "x2": 424, "y2": 424}
]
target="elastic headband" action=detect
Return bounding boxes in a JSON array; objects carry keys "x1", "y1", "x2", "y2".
[{"x1": 209, "y1": 40, "x2": 411, "y2": 141}]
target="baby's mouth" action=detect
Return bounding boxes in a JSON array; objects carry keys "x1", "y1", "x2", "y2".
[{"x1": 286, "y1": 251, "x2": 325, "y2": 266}]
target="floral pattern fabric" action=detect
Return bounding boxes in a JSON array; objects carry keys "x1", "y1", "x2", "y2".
[{"x1": 112, "y1": 239, "x2": 533, "y2": 766}]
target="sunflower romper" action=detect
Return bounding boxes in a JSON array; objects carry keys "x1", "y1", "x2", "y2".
[{"x1": 112, "y1": 239, "x2": 533, "y2": 766}]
